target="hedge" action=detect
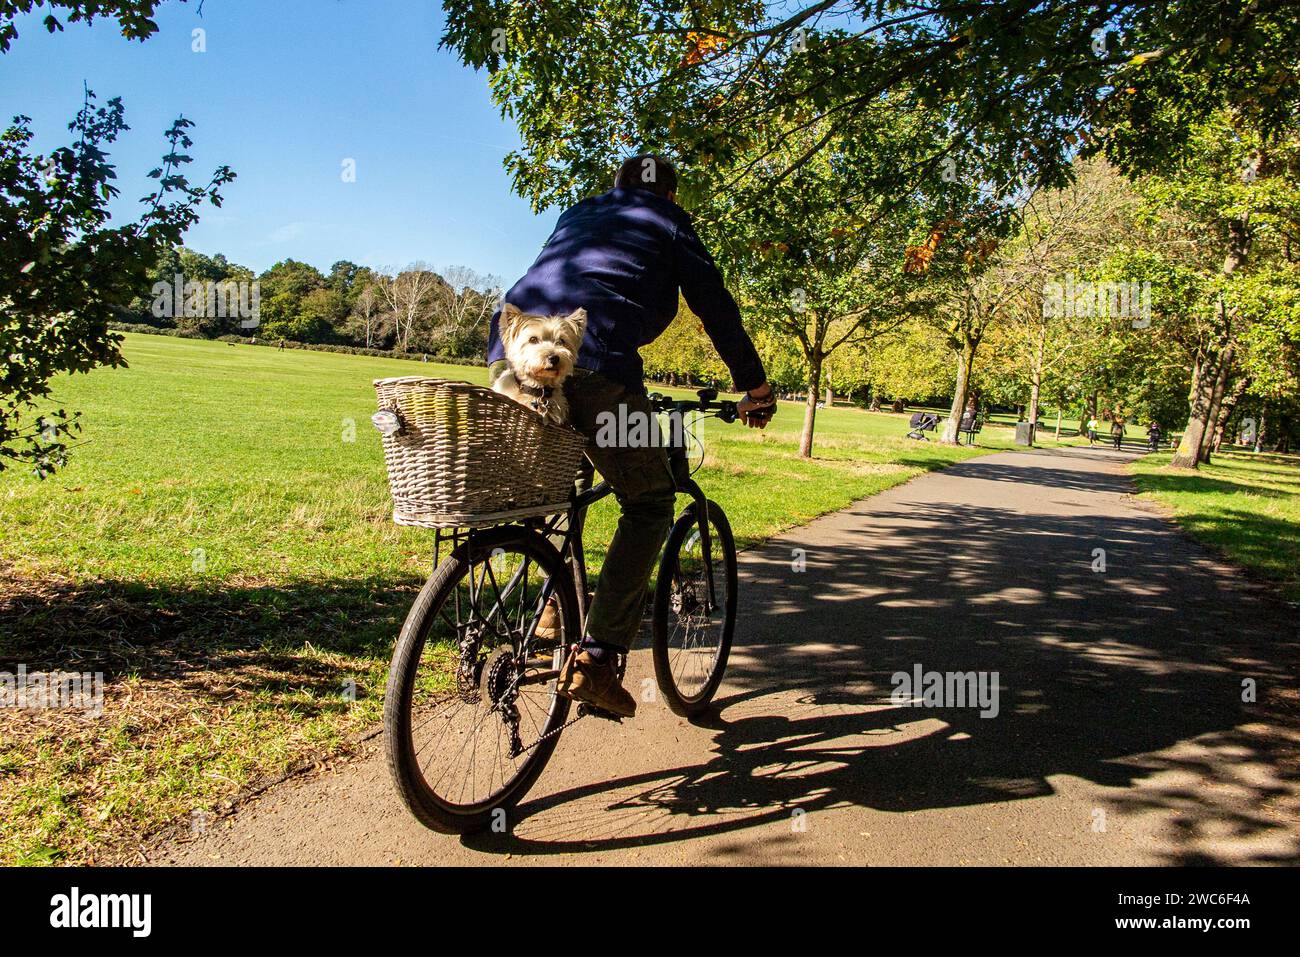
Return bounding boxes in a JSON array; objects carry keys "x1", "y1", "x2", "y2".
[{"x1": 108, "y1": 322, "x2": 486, "y2": 367}]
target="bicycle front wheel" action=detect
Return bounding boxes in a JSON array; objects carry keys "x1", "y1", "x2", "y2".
[
  {"x1": 651, "y1": 500, "x2": 737, "y2": 718},
  {"x1": 383, "y1": 525, "x2": 579, "y2": 834}
]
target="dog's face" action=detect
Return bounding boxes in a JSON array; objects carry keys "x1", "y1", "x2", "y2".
[{"x1": 499, "y1": 303, "x2": 587, "y2": 385}]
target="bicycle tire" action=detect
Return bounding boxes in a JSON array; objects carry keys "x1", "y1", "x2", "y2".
[
  {"x1": 384, "y1": 525, "x2": 578, "y2": 834},
  {"x1": 651, "y1": 500, "x2": 738, "y2": 718}
]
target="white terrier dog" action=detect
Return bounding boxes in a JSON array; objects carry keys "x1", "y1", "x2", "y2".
[{"x1": 492, "y1": 303, "x2": 587, "y2": 426}]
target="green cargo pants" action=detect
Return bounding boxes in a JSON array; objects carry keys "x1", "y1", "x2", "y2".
[{"x1": 565, "y1": 370, "x2": 678, "y2": 650}]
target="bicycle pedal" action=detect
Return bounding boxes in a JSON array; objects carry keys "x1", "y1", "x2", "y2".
[{"x1": 577, "y1": 703, "x2": 624, "y2": 723}]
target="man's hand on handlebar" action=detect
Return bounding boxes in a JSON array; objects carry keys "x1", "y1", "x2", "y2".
[{"x1": 737, "y1": 382, "x2": 776, "y2": 429}]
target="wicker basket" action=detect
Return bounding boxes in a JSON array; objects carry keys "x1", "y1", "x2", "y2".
[{"x1": 373, "y1": 376, "x2": 587, "y2": 528}]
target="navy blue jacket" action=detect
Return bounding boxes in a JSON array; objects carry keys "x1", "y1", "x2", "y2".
[{"x1": 487, "y1": 187, "x2": 766, "y2": 392}]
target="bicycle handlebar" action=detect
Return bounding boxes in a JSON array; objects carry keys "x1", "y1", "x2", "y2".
[{"x1": 648, "y1": 388, "x2": 772, "y2": 424}]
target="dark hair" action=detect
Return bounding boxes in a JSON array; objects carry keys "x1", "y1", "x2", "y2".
[{"x1": 614, "y1": 154, "x2": 677, "y2": 198}]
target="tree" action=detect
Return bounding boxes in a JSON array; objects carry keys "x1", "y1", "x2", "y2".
[
  {"x1": 327, "y1": 259, "x2": 362, "y2": 298},
  {"x1": 433, "y1": 265, "x2": 502, "y2": 357},
  {"x1": 375, "y1": 264, "x2": 448, "y2": 353},
  {"x1": 862, "y1": 322, "x2": 953, "y2": 409},
  {"x1": 296, "y1": 287, "x2": 349, "y2": 343},
  {"x1": 346, "y1": 280, "x2": 390, "y2": 349},
  {"x1": 1231, "y1": 264, "x2": 1300, "y2": 450},
  {"x1": 0, "y1": 0, "x2": 188, "y2": 51},
  {"x1": 910, "y1": 203, "x2": 1025, "y2": 444},
  {"x1": 1131, "y1": 113, "x2": 1300, "y2": 467},
  {"x1": 257, "y1": 259, "x2": 327, "y2": 341},
  {"x1": 442, "y1": 1, "x2": 1300, "y2": 214},
  {"x1": 441, "y1": 2, "x2": 1300, "y2": 451},
  {"x1": 996, "y1": 160, "x2": 1142, "y2": 438},
  {"x1": 1, "y1": 89, "x2": 231, "y2": 475},
  {"x1": 151, "y1": 247, "x2": 257, "y2": 337},
  {"x1": 642, "y1": 296, "x2": 732, "y2": 386},
  {"x1": 708, "y1": 115, "x2": 962, "y2": 456}
]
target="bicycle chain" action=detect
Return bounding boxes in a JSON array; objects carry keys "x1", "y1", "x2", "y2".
[
  {"x1": 490, "y1": 644, "x2": 632, "y2": 758},
  {"x1": 489, "y1": 649, "x2": 589, "y2": 758},
  {"x1": 514, "y1": 708, "x2": 587, "y2": 756}
]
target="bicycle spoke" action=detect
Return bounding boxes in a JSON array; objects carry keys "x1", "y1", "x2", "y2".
[
  {"x1": 661, "y1": 516, "x2": 729, "y2": 702},
  {"x1": 393, "y1": 538, "x2": 570, "y2": 814}
]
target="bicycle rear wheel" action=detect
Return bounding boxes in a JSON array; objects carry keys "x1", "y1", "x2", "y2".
[
  {"x1": 384, "y1": 525, "x2": 578, "y2": 834},
  {"x1": 651, "y1": 500, "x2": 737, "y2": 718}
]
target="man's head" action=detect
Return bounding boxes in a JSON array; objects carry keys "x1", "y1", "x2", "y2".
[{"x1": 615, "y1": 154, "x2": 677, "y2": 201}]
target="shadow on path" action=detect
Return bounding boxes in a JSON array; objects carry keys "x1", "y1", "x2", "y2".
[{"x1": 464, "y1": 451, "x2": 1299, "y2": 864}]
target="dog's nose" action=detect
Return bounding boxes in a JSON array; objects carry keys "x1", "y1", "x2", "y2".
[{"x1": 546, "y1": 354, "x2": 559, "y2": 368}]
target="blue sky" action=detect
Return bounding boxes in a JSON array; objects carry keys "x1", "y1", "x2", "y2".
[{"x1": 0, "y1": 0, "x2": 555, "y2": 281}]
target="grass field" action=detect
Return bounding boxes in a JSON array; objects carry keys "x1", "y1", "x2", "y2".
[
  {"x1": 1, "y1": 333, "x2": 1026, "y2": 865},
  {"x1": 1132, "y1": 449, "x2": 1300, "y2": 603}
]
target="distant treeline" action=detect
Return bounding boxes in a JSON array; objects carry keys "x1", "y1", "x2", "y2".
[
  {"x1": 108, "y1": 322, "x2": 487, "y2": 366},
  {"x1": 122, "y1": 247, "x2": 502, "y2": 360},
  {"x1": 123, "y1": 246, "x2": 959, "y2": 408}
]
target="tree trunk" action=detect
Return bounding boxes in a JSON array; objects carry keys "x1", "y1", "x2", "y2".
[
  {"x1": 799, "y1": 350, "x2": 824, "y2": 458},
  {"x1": 1212, "y1": 376, "x2": 1249, "y2": 452},
  {"x1": 941, "y1": 338, "x2": 976, "y2": 444},
  {"x1": 1198, "y1": 343, "x2": 1235, "y2": 463},
  {"x1": 1028, "y1": 323, "x2": 1045, "y2": 438},
  {"x1": 1054, "y1": 407, "x2": 1062, "y2": 441},
  {"x1": 1173, "y1": 212, "x2": 1250, "y2": 469},
  {"x1": 1171, "y1": 351, "x2": 1218, "y2": 468},
  {"x1": 1027, "y1": 356, "x2": 1043, "y2": 443}
]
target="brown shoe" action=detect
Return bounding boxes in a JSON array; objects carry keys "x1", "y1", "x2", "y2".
[
  {"x1": 534, "y1": 595, "x2": 562, "y2": 640},
  {"x1": 556, "y1": 650, "x2": 637, "y2": 718}
]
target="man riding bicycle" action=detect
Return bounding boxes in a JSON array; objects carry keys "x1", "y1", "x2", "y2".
[{"x1": 486, "y1": 154, "x2": 775, "y2": 719}]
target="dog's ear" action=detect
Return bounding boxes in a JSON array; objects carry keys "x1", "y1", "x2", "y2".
[
  {"x1": 498, "y1": 302, "x2": 523, "y2": 341},
  {"x1": 562, "y1": 308, "x2": 588, "y2": 348}
]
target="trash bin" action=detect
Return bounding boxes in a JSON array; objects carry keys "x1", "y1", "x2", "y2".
[{"x1": 1015, "y1": 421, "x2": 1035, "y2": 446}]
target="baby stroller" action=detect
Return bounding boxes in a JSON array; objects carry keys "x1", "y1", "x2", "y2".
[{"x1": 907, "y1": 411, "x2": 940, "y2": 440}]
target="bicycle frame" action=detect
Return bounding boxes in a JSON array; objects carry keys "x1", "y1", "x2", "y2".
[
  {"x1": 528, "y1": 446, "x2": 719, "y2": 636},
  {"x1": 432, "y1": 393, "x2": 732, "y2": 663},
  {"x1": 385, "y1": 389, "x2": 762, "y2": 826}
]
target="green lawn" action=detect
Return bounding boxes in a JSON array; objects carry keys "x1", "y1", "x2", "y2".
[
  {"x1": 1132, "y1": 449, "x2": 1300, "y2": 602},
  {"x1": 0, "y1": 333, "x2": 1012, "y2": 865}
]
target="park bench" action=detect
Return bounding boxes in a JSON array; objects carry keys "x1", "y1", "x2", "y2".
[
  {"x1": 907, "y1": 411, "x2": 940, "y2": 440},
  {"x1": 958, "y1": 415, "x2": 982, "y2": 445}
]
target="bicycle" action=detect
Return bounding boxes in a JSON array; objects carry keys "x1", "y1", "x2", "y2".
[{"x1": 383, "y1": 387, "x2": 764, "y2": 834}]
